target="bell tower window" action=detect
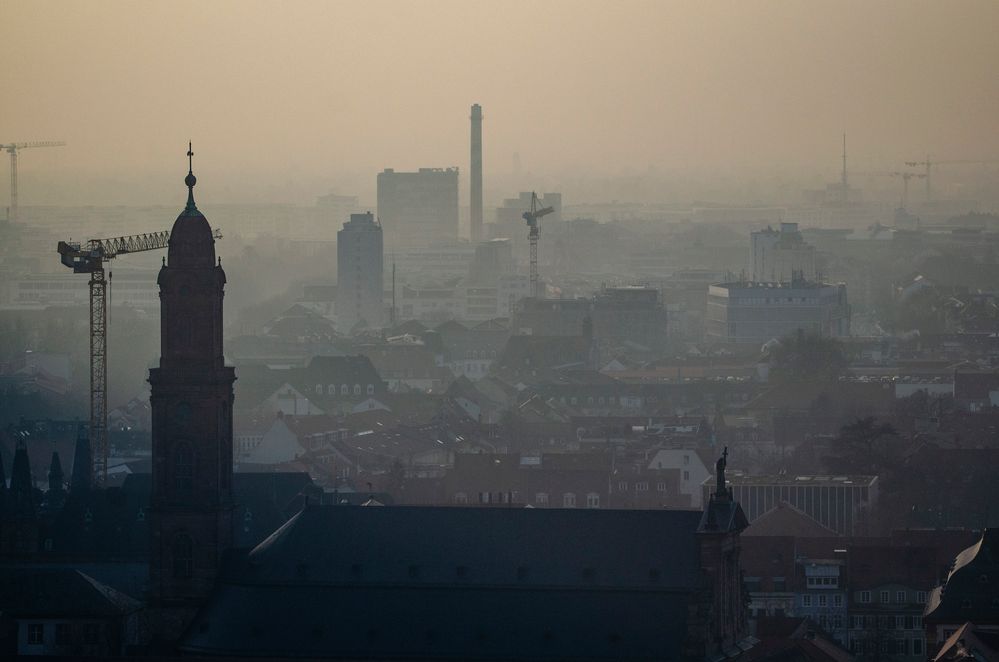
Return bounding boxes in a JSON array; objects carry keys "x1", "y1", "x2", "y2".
[
  {"x1": 174, "y1": 443, "x2": 194, "y2": 493},
  {"x1": 173, "y1": 533, "x2": 194, "y2": 578}
]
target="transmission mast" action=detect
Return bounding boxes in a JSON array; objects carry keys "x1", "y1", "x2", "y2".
[
  {"x1": 1, "y1": 141, "x2": 66, "y2": 222},
  {"x1": 57, "y1": 227, "x2": 222, "y2": 486},
  {"x1": 522, "y1": 192, "x2": 554, "y2": 299}
]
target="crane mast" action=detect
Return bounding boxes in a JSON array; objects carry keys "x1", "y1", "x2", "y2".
[
  {"x1": 1, "y1": 141, "x2": 66, "y2": 222},
  {"x1": 57, "y1": 228, "x2": 222, "y2": 486},
  {"x1": 522, "y1": 192, "x2": 554, "y2": 299}
]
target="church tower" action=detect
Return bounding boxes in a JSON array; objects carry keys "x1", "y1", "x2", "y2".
[{"x1": 149, "y1": 145, "x2": 235, "y2": 632}]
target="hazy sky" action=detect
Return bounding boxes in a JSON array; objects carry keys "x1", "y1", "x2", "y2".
[{"x1": 3, "y1": 0, "x2": 998, "y2": 205}]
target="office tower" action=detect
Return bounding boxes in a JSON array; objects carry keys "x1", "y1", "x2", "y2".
[
  {"x1": 337, "y1": 212, "x2": 384, "y2": 333},
  {"x1": 377, "y1": 167, "x2": 459, "y2": 248}
]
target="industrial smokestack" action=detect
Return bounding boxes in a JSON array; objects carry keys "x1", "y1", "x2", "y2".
[{"x1": 470, "y1": 103, "x2": 483, "y2": 243}]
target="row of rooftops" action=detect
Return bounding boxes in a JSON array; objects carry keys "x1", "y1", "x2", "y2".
[{"x1": 720, "y1": 472, "x2": 878, "y2": 487}]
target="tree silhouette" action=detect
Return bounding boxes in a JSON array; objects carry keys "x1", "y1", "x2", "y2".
[{"x1": 769, "y1": 330, "x2": 848, "y2": 383}]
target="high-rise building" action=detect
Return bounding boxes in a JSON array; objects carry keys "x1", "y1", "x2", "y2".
[
  {"x1": 148, "y1": 148, "x2": 236, "y2": 636},
  {"x1": 376, "y1": 168, "x2": 459, "y2": 248},
  {"x1": 470, "y1": 104, "x2": 483, "y2": 244},
  {"x1": 336, "y1": 212, "x2": 384, "y2": 333},
  {"x1": 750, "y1": 222, "x2": 816, "y2": 282}
]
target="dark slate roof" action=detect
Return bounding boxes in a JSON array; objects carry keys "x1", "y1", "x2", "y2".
[
  {"x1": 0, "y1": 566, "x2": 141, "y2": 617},
  {"x1": 183, "y1": 506, "x2": 704, "y2": 660},
  {"x1": 122, "y1": 472, "x2": 314, "y2": 550}
]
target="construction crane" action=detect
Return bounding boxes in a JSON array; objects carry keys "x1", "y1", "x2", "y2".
[
  {"x1": 1, "y1": 141, "x2": 66, "y2": 222},
  {"x1": 904, "y1": 157, "x2": 999, "y2": 202},
  {"x1": 522, "y1": 192, "x2": 554, "y2": 299},
  {"x1": 57, "y1": 227, "x2": 222, "y2": 486},
  {"x1": 855, "y1": 171, "x2": 926, "y2": 209}
]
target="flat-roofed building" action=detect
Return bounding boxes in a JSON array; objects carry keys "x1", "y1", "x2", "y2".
[
  {"x1": 336, "y1": 212, "x2": 384, "y2": 333},
  {"x1": 706, "y1": 280, "x2": 850, "y2": 346},
  {"x1": 377, "y1": 168, "x2": 459, "y2": 248}
]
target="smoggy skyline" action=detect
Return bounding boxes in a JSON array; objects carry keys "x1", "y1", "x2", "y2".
[{"x1": 3, "y1": 0, "x2": 999, "y2": 205}]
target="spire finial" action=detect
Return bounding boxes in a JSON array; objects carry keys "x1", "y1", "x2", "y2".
[{"x1": 184, "y1": 141, "x2": 198, "y2": 211}]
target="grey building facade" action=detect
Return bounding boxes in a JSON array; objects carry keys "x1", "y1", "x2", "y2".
[
  {"x1": 336, "y1": 212, "x2": 384, "y2": 333},
  {"x1": 706, "y1": 280, "x2": 850, "y2": 346},
  {"x1": 377, "y1": 168, "x2": 459, "y2": 248}
]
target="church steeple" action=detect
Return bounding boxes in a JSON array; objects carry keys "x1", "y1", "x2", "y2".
[
  {"x1": 70, "y1": 424, "x2": 92, "y2": 493},
  {"x1": 185, "y1": 141, "x2": 198, "y2": 213},
  {"x1": 149, "y1": 146, "x2": 235, "y2": 629}
]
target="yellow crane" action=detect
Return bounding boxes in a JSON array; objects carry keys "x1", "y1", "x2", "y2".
[
  {"x1": 522, "y1": 192, "x2": 554, "y2": 299},
  {"x1": 1, "y1": 141, "x2": 66, "y2": 222},
  {"x1": 57, "y1": 227, "x2": 222, "y2": 486}
]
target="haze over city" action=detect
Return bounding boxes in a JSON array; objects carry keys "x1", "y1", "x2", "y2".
[
  {"x1": 4, "y1": 0, "x2": 999, "y2": 206},
  {"x1": 2, "y1": 1, "x2": 999, "y2": 660}
]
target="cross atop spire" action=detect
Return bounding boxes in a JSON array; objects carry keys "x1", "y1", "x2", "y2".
[{"x1": 184, "y1": 141, "x2": 198, "y2": 212}]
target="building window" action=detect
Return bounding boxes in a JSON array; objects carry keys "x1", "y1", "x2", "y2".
[
  {"x1": 834, "y1": 594, "x2": 843, "y2": 607},
  {"x1": 914, "y1": 616, "x2": 922, "y2": 629},
  {"x1": 586, "y1": 493, "x2": 600, "y2": 508},
  {"x1": 860, "y1": 590, "x2": 871, "y2": 603},
  {"x1": 174, "y1": 443, "x2": 194, "y2": 493},
  {"x1": 880, "y1": 590, "x2": 890, "y2": 604},
  {"x1": 683, "y1": 470, "x2": 690, "y2": 481},
  {"x1": 55, "y1": 623, "x2": 72, "y2": 645},
  {"x1": 327, "y1": 384, "x2": 335, "y2": 395},
  {"x1": 916, "y1": 590, "x2": 927, "y2": 603},
  {"x1": 28, "y1": 623, "x2": 44, "y2": 645},
  {"x1": 818, "y1": 595, "x2": 827, "y2": 607},
  {"x1": 367, "y1": 384, "x2": 375, "y2": 395},
  {"x1": 315, "y1": 383, "x2": 323, "y2": 394},
  {"x1": 618, "y1": 481, "x2": 628, "y2": 491},
  {"x1": 802, "y1": 595, "x2": 812, "y2": 607},
  {"x1": 354, "y1": 384, "x2": 361, "y2": 395},
  {"x1": 683, "y1": 454, "x2": 690, "y2": 466},
  {"x1": 453, "y1": 492, "x2": 467, "y2": 504},
  {"x1": 563, "y1": 492, "x2": 576, "y2": 508},
  {"x1": 896, "y1": 590, "x2": 906, "y2": 604},
  {"x1": 341, "y1": 385, "x2": 349, "y2": 395},
  {"x1": 852, "y1": 616, "x2": 864, "y2": 629},
  {"x1": 912, "y1": 638, "x2": 923, "y2": 656},
  {"x1": 535, "y1": 492, "x2": 549, "y2": 506},
  {"x1": 173, "y1": 533, "x2": 194, "y2": 578},
  {"x1": 83, "y1": 623, "x2": 100, "y2": 644},
  {"x1": 657, "y1": 482, "x2": 667, "y2": 492},
  {"x1": 636, "y1": 482, "x2": 648, "y2": 492}
]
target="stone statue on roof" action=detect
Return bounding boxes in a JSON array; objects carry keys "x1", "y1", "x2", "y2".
[{"x1": 715, "y1": 446, "x2": 728, "y2": 497}]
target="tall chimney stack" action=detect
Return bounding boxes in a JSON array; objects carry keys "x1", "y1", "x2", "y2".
[{"x1": 470, "y1": 103, "x2": 483, "y2": 243}]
